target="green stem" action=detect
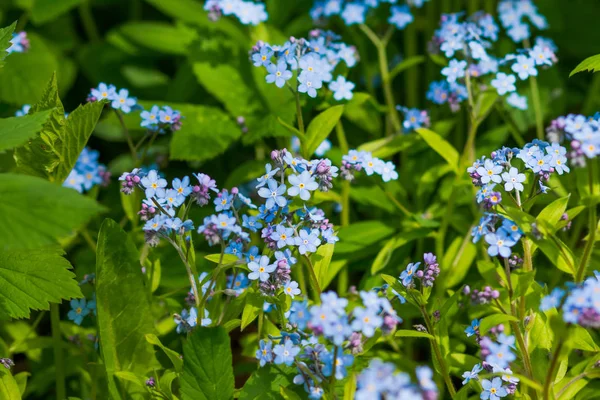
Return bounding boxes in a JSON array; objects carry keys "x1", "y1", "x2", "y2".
[
  {"x1": 359, "y1": 24, "x2": 401, "y2": 134},
  {"x1": 114, "y1": 110, "x2": 137, "y2": 161},
  {"x1": 336, "y1": 122, "x2": 350, "y2": 296},
  {"x1": 404, "y1": 23, "x2": 418, "y2": 108},
  {"x1": 51, "y1": 304, "x2": 66, "y2": 400},
  {"x1": 304, "y1": 255, "x2": 322, "y2": 303},
  {"x1": 543, "y1": 339, "x2": 564, "y2": 400},
  {"x1": 529, "y1": 76, "x2": 544, "y2": 140},
  {"x1": 495, "y1": 103, "x2": 526, "y2": 147},
  {"x1": 139, "y1": 130, "x2": 159, "y2": 166},
  {"x1": 166, "y1": 237, "x2": 200, "y2": 309},
  {"x1": 421, "y1": 305, "x2": 456, "y2": 398},
  {"x1": 576, "y1": 163, "x2": 597, "y2": 282},
  {"x1": 78, "y1": 0, "x2": 100, "y2": 42},
  {"x1": 556, "y1": 372, "x2": 589, "y2": 399}
]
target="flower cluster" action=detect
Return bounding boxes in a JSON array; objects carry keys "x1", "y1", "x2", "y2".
[
  {"x1": 174, "y1": 306, "x2": 212, "y2": 334},
  {"x1": 140, "y1": 105, "x2": 182, "y2": 133},
  {"x1": 63, "y1": 147, "x2": 110, "y2": 193},
  {"x1": 257, "y1": 290, "x2": 401, "y2": 398},
  {"x1": 251, "y1": 30, "x2": 357, "y2": 99},
  {"x1": 204, "y1": 0, "x2": 267, "y2": 25},
  {"x1": 468, "y1": 141, "x2": 569, "y2": 257},
  {"x1": 397, "y1": 105, "x2": 430, "y2": 133},
  {"x1": 540, "y1": 272, "x2": 600, "y2": 328},
  {"x1": 88, "y1": 83, "x2": 138, "y2": 113},
  {"x1": 428, "y1": 10, "x2": 557, "y2": 112},
  {"x1": 310, "y1": 0, "x2": 428, "y2": 29},
  {"x1": 497, "y1": 0, "x2": 547, "y2": 42},
  {"x1": 355, "y1": 359, "x2": 438, "y2": 400},
  {"x1": 7, "y1": 31, "x2": 29, "y2": 54},
  {"x1": 546, "y1": 113, "x2": 600, "y2": 167},
  {"x1": 340, "y1": 149, "x2": 399, "y2": 182},
  {"x1": 463, "y1": 285, "x2": 500, "y2": 305},
  {"x1": 399, "y1": 252, "x2": 440, "y2": 288}
]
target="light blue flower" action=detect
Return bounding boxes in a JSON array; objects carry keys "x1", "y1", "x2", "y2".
[
  {"x1": 491, "y1": 73, "x2": 516, "y2": 95},
  {"x1": 272, "y1": 340, "x2": 300, "y2": 366},
  {"x1": 462, "y1": 363, "x2": 483, "y2": 384},
  {"x1": 257, "y1": 179, "x2": 287, "y2": 209},
  {"x1": 68, "y1": 299, "x2": 90, "y2": 325},
  {"x1": 248, "y1": 255, "x2": 276, "y2": 282},
  {"x1": 441, "y1": 59, "x2": 467, "y2": 83},
  {"x1": 266, "y1": 60, "x2": 293, "y2": 88},
  {"x1": 329, "y1": 75, "x2": 355, "y2": 101},
  {"x1": 511, "y1": 55, "x2": 538, "y2": 80},
  {"x1": 111, "y1": 88, "x2": 137, "y2": 113}
]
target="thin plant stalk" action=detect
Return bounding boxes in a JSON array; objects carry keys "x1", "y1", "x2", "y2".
[
  {"x1": 51, "y1": 303, "x2": 66, "y2": 400},
  {"x1": 576, "y1": 162, "x2": 597, "y2": 282}
]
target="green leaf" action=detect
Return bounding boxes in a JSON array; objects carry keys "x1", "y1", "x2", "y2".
[
  {"x1": 240, "y1": 366, "x2": 297, "y2": 399},
  {"x1": 304, "y1": 105, "x2": 344, "y2": 157},
  {"x1": 415, "y1": 128, "x2": 459, "y2": 173},
  {"x1": 204, "y1": 254, "x2": 240, "y2": 265},
  {"x1": 241, "y1": 291, "x2": 264, "y2": 331},
  {"x1": 168, "y1": 104, "x2": 240, "y2": 162},
  {"x1": 389, "y1": 56, "x2": 426, "y2": 80},
  {"x1": 335, "y1": 221, "x2": 395, "y2": 254},
  {"x1": 31, "y1": 0, "x2": 82, "y2": 24},
  {"x1": 371, "y1": 228, "x2": 432, "y2": 274},
  {"x1": 440, "y1": 235, "x2": 477, "y2": 289},
  {"x1": 0, "y1": 369, "x2": 21, "y2": 400},
  {"x1": 14, "y1": 74, "x2": 105, "y2": 183},
  {"x1": 475, "y1": 90, "x2": 499, "y2": 122},
  {"x1": 96, "y1": 219, "x2": 158, "y2": 399},
  {"x1": 343, "y1": 93, "x2": 381, "y2": 136},
  {"x1": 181, "y1": 327, "x2": 234, "y2": 400},
  {"x1": 119, "y1": 22, "x2": 197, "y2": 55},
  {"x1": 312, "y1": 243, "x2": 335, "y2": 289},
  {"x1": 570, "y1": 54, "x2": 600, "y2": 77},
  {"x1": 536, "y1": 195, "x2": 570, "y2": 233},
  {"x1": 0, "y1": 110, "x2": 52, "y2": 152},
  {"x1": 0, "y1": 22, "x2": 16, "y2": 67},
  {"x1": 145, "y1": 334, "x2": 183, "y2": 373},
  {"x1": 0, "y1": 173, "x2": 104, "y2": 250},
  {"x1": 0, "y1": 247, "x2": 82, "y2": 320},
  {"x1": 479, "y1": 314, "x2": 518, "y2": 336},
  {"x1": 394, "y1": 329, "x2": 434, "y2": 339}
]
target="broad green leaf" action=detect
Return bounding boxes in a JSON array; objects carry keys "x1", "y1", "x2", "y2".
[
  {"x1": 145, "y1": 334, "x2": 183, "y2": 372},
  {"x1": 119, "y1": 22, "x2": 197, "y2": 55},
  {"x1": 389, "y1": 56, "x2": 426, "y2": 79},
  {"x1": 204, "y1": 254, "x2": 240, "y2": 265},
  {"x1": 14, "y1": 74, "x2": 105, "y2": 183},
  {"x1": 534, "y1": 234, "x2": 577, "y2": 275},
  {"x1": 169, "y1": 104, "x2": 240, "y2": 162},
  {"x1": 415, "y1": 128, "x2": 459, "y2": 173},
  {"x1": 395, "y1": 330, "x2": 434, "y2": 339},
  {"x1": 240, "y1": 366, "x2": 298, "y2": 399},
  {"x1": 568, "y1": 325, "x2": 600, "y2": 352},
  {"x1": 121, "y1": 65, "x2": 169, "y2": 88},
  {"x1": 0, "y1": 247, "x2": 82, "y2": 320},
  {"x1": 313, "y1": 243, "x2": 335, "y2": 289},
  {"x1": 440, "y1": 235, "x2": 477, "y2": 289},
  {"x1": 358, "y1": 133, "x2": 419, "y2": 158},
  {"x1": 181, "y1": 327, "x2": 234, "y2": 400},
  {"x1": 0, "y1": 173, "x2": 104, "y2": 250},
  {"x1": 570, "y1": 54, "x2": 600, "y2": 77},
  {"x1": 304, "y1": 105, "x2": 344, "y2": 157},
  {"x1": 0, "y1": 369, "x2": 21, "y2": 400},
  {"x1": 280, "y1": 386, "x2": 302, "y2": 400},
  {"x1": 0, "y1": 22, "x2": 16, "y2": 67},
  {"x1": 0, "y1": 110, "x2": 52, "y2": 151},
  {"x1": 13, "y1": 372, "x2": 29, "y2": 396},
  {"x1": 335, "y1": 221, "x2": 395, "y2": 254},
  {"x1": 31, "y1": 0, "x2": 82, "y2": 24},
  {"x1": 479, "y1": 314, "x2": 518, "y2": 335},
  {"x1": 96, "y1": 219, "x2": 158, "y2": 399},
  {"x1": 241, "y1": 291, "x2": 264, "y2": 331},
  {"x1": 536, "y1": 195, "x2": 570, "y2": 233},
  {"x1": 343, "y1": 92, "x2": 381, "y2": 136},
  {"x1": 0, "y1": 33, "x2": 58, "y2": 105},
  {"x1": 371, "y1": 228, "x2": 432, "y2": 274},
  {"x1": 475, "y1": 90, "x2": 499, "y2": 121},
  {"x1": 343, "y1": 373, "x2": 357, "y2": 400}
]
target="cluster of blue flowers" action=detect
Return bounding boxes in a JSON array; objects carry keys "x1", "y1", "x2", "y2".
[
  {"x1": 88, "y1": 83, "x2": 182, "y2": 133},
  {"x1": 546, "y1": 113, "x2": 600, "y2": 168},
  {"x1": 468, "y1": 140, "x2": 569, "y2": 257},
  {"x1": 497, "y1": 0, "x2": 547, "y2": 42},
  {"x1": 428, "y1": 9, "x2": 557, "y2": 112},
  {"x1": 63, "y1": 147, "x2": 110, "y2": 193},
  {"x1": 310, "y1": 0, "x2": 428, "y2": 29},
  {"x1": 204, "y1": 0, "x2": 267, "y2": 25},
  {"x1": 397, "y1": 106, "x2": 430, "y2": 133},
  {"x1": 462, "y1": 321, "x2": 520, "y2": 400},
  {"x1": 257, "y1": 289, "x2": 402, "y2": 398},
  {"x1": 355, "y1": 359, "x2": 438, "y2": 399},
  {"x1": 399, "y1": 252, "x2": 440, "y2": 288},
  {"x1": 541, "y1": 272, "x2": 600, "y2": 329},
  {"x1": 340, "y1": 149, "x2": 399, "y2": 182},
  {"x1": 7, "y1": 31, "x2": 29, "y2": 54},
  {"x1": 251, "y1": 30, "x2": 357, "y2": 99}
]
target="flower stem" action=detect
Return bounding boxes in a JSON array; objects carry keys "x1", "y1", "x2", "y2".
[
  {"x1": 304, "y1": 254, "x2": 322, "y2": 303},
  {"x1": 336, "y1": 122, "x2": 350, "y2": 295},
  {"x1": 542, "y1": 339, "x2": 564, "y2": 400},
  {"x1": 529, "y1": 76, "x2": 545, "y2": 141},
  {"x1": 114, "y1": 109, "x2": 137, "y2": 161},
  {"x1": 51, "y1": 303, "x2": 66, "y2": 400},
  {"x1": 167, "y1": 237, "x2": 200, "y2": 309},
  {"x1": 576, "y1": 162, "x2": 597, "y2": 282}
]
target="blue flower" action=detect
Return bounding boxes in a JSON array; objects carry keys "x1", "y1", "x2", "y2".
[
  {"x1": 501, "y1": 167, "x2": 525, "y2": 192},
  {"x1": 225, "y1": 241, "x2": 243, "y2": 259},
  {"x1": 481, "y1": 377, "x2": 508, "y2": 400},
  {"x1": 289, "y1": 300, "x2": 310, "y2": 329},
  {"x1": 272, "y1": 339, "x2": 300, "y2": 366},
  {"x1": 248, "y1": 255, "x2": 276, "y2": 282},
  {"x1": 256, "y1": 340, "x2": 273, "y2": 366},
  {"x1": 275, "y1": 249, "x2": 297, "y2": 266},
  {"x1": 242, "y1": 214, "x2": 262, "y2": 232},
  {"x1": 441, "y1": 59, "x2": 467, "y2": 83},
  {"x1": 511, "y1": 55, "x2": 538, "y2": 80},
  {"x1": 258, "y1": 181, "x2": 287, "y2": 210},
  {"x1": 491, "y1": 73, "x2": 516, "y2": 95},
  {"x1": 298, "y1": 71, "x2": 323, "y2": 98},
  {"x1": 15, "y1": 104, "x2": 31, "y2": 117},
  {"x1": 500, "y1": 219, "x2": 522, "y2": 241},
  {"x1": 214, "y1": 190, "x2": 234, "y2": 212},
  {"x1": 341, "y1": 3, "x2": 366, "y2": 25},
  {"x1": 465, "y1": 319, "x2": 480, "y2": 337},
  {"x1": 144, "y1": 215, "x2": 167, "y2": 232},
  {"x1": 416, "y1": 366, "x2": 437, "y2": 392},
  {"x1": 329, "y1": 75, "x2": 355, "y2": 101},
  {"x1": 187, "y1": 307, "x2": 211, "y2": 328},
  {"x1": 506, "y1": 92, "x2": 527, "y2": 110},
  {"x1": 244, "y1": 246, "x2": 260, "y2": 263},
  {"x1": 476, "y1": 159, "x2": 503, "y2": 184},
  {"x1": 462, "y1": 363, "x2": 483, "y2": 384},
  {"x1": 140, "y1": 105, "x2": 160, "y2": 128},
  {"x1": 486, "y1": 342, "x2": 515, "y2": 369},
  {"x1": 351, "y1": 307, "x2": 383, "y2": 337},
  {"x1": 379, "y1": 161, "x2": 399, "y2": 182},
  {"x1": 265, "y1": 60, "x2": 293, "y2": 88},
  {"x1": 287, "y1": 171, "x2": 319, "y2": 200},
  {"x1": 323, "y1": 317, "x2": 353, "y2": 345},
  {"x1": 400, "y1": 262, "x2": 420, "y2": 287},
  {"x1": 252, "y1": 45, "x2": 273, "y2": 67},
  {"x1": 212, "y1": 213, "x2": 237, "y2": 232},
  {"x1": 141, "y1": 170, "x2": 168, "y2": 198},
  {"x1": 283, "y1": 281, "x2": 301, "y2": 298},
  {"x1": 158, "y1": 106, "x2": 179, "y2": 124},
  {"x1": 485, "y1": 231, "x2": 516, "y2": 258},
  {"x1": 322, "y1": 349, "x2": 354, "y2": 380},
  {"x1": 68, "y1": 299, "x2": 90, "y2": 325},
  {"x1": 173, "y1": 176, "x2": 192, "y2": 197},
  {"x1": 91, "y1": 83, "x2": 117, "y2": 101},
  {"x1": 64, "y1": 170, "x2": 85, "y2": 193},
  {"x1": 320, "y1": 291, "x2": 348, "y2": 315},
  {"x1": 294, "y1": 229, "x2": 321, "y2": 255},
  {"x1": 492, "y1": 365, "x2": 520, "y2": 385},
  {"x1": 270, "y1": 224, "x2": 295, "y2": 248},
  {"x1": 389, "y1": 5, "x2": 413, "y2": 29},
  {"x1": 540, "y1": 287, "x2": 565, "y2": 311},
  {"x1": 228, "y1": 272, "x2": 249, "y2": 293},
  {"x1": 111, "y1": 88, "x2": 137, "y2": 113}
]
